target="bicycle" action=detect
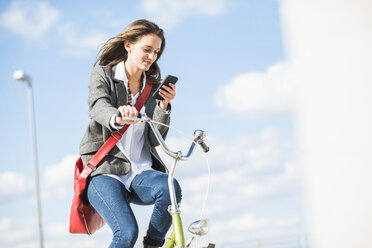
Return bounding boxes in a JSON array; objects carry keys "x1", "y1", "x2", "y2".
[{"x1": 123, "y1": 113, "x2": 215, "y2": 248}]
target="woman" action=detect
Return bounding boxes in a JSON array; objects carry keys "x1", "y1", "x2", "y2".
[{"x1": 79, "y1": 19, "x2": 181, "y2": 248}]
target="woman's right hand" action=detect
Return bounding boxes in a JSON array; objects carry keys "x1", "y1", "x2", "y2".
[{"x1": 115, "y1": 105, "x2": 139, "y2": 125}]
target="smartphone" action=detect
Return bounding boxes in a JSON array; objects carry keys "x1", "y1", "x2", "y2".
[{"x1": 152, "y1": 75, "x2": 178, "y2": 100}]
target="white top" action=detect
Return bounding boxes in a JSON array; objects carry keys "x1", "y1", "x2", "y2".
[{"x1": 105, "y1": 61, "x2": 153, "y2": 190}]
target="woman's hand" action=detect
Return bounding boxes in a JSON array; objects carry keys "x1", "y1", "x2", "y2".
[
  {"x1": 115, "y1": 105, "x2": 139, "y2": 125},
  {"x1": 159, "y1": 83, "x2": 176, "y2": 110}
]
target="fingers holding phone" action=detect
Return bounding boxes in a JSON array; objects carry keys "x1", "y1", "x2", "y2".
[
  {"x1": 159, "y1": 83, "x2": 176, "y2": 109},
  {"x1": 152, "y1": 75, "x2": 178, "y2": 110}
]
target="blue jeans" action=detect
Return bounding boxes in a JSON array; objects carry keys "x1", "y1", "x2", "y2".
[{"x1": 86, "y1": 170, "x2": 182, "y2": 248}]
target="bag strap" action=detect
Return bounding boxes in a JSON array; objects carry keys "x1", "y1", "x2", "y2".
[{"x1": 86, "y1": 82, "x2": 153, "y2": 171}]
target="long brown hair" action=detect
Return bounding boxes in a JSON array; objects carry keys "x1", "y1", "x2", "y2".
[{"x1": 95, "y1": 19, "x2": 165, "y2": 84}]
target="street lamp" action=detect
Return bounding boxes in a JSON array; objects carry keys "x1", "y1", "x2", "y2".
[{"x1": 13, "y1": 70, "x2": 44, "y2": 248}]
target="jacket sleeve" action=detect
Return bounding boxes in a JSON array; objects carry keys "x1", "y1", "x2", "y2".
[
  {"x1": 88, "y1": 66, "x2": 117, "y2": 132},
  {"x1": 148, "y1": 101, "x2": 171, "y2": 147}
]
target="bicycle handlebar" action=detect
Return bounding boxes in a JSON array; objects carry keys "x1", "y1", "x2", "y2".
[
  {"x1": 193, "y1": 130, "x2": 210, "y2": 153},
  {"x1": 119, "y1": 113, "x2": 210, "y2": 219},
  {"x1": 119, "y1": 113, "x2": 209, "y2": 160}
]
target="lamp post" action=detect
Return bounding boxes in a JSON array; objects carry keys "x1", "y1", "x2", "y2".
[{"x1": 13, "y1": 70, "x2": 44, "y2": 248}]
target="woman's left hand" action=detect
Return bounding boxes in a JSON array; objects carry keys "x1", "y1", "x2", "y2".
[{"x1": 159, "y1": 83, "x2": 176, "y2": 110}]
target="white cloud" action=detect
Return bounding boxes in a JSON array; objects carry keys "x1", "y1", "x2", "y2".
[
  {"x1": 140, "y1": 0, "x2": 230, "y2": 29},
  {"x1": 215, "y1": 62, "x2": 293, "y2": 115},
  {"x1": 0, "y1": 0, "x2": 59, "y2": 39},
  {"x1": 44, "y1": 154, "x2": 79, "y2": 196},
  {"x1": 0, "y1": 217, "x2": 109, "y2": 248},
  {"x1": 273, "y1": 216, "x2": 300, "y2": 227},
  {"x1": 179, "y1": 159, "x2": 299, "y2": 218},
  {"x1": 57, "y1": 22, "x2": 109, "y2": 58},
  {"x1": 194, "y1": 214, "x2": 300, "y2": 246},
  {"x1": 0, "y1": 218, "x2": 36, "y2": 246},
  {"x1": 0, "y1": 1, "x2": 108, "y2": 56},
  {"x1": 0, "y1": 171, "x2": 33, "y2": 202},
  {"x1": 0, "y1": 218, "x2": 11, "y2": 233},
  {"x1": 157, "y1": 127, "x2": 293, "y2": 174}
]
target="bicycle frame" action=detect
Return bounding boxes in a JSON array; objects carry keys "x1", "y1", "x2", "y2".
[
  {"x1": 164, "y1": 156, "x2": 185, "y2": 248},
  {"x1": 123, "y1": 114, "x2": 209, "y2": 248}
]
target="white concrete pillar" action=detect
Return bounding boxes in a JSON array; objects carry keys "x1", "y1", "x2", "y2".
[{"x1": 280, "y1": 1, "x2": 372, "y2": 247}]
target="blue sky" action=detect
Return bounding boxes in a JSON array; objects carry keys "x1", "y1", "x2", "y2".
[{"x1": 0, "y1": 0, "x2": 304, "y2": 247}]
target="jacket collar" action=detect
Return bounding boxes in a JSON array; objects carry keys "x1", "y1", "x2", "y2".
[{"x1": 112, "y1": 61, "x2": 146, "y2": 92}]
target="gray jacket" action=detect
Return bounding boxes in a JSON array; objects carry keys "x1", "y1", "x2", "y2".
[{"x1": 79, "y1": 65, "x2": 170, "y2": 176}]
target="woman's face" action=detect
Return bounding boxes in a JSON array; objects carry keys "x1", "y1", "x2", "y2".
[{"x1": 125, "y1": 33, "x2": 162, "y2": 72}]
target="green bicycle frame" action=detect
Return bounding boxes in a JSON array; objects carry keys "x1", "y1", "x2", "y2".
[
  {"x1": 165, "y1": 212, "x2": 185, "y2": 248},
  {"x1": 164, "y1": 154, "x2": 186, "y2": 248}
]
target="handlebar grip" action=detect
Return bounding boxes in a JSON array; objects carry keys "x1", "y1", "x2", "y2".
[
  {"x1": 116, "y1": 111, "x2": 142, "y2": 118},
  {"x1": 199, "y1": 140, "x2": 210, "y2": 153}
]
